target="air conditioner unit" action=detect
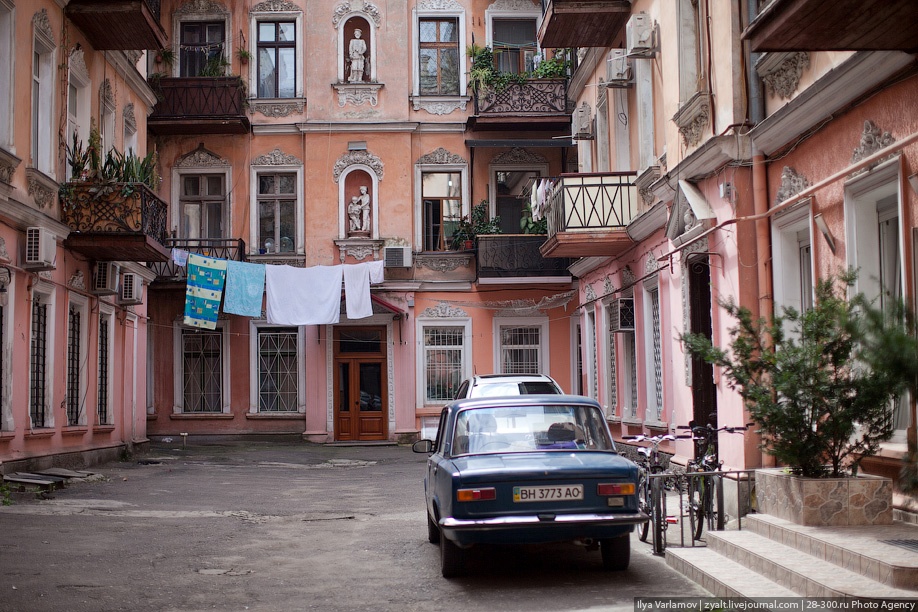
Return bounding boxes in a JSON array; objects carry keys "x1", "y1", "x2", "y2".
[
  {"x1": 608, "y1": 297, "x2": 635, "y2": 333},
  {"x1": 22, "y1": 227, "x2": 56, "y2": 271},
  {"x1": 605, "y1": 49, "x2": 633, "y2": 88},
  {"x1": 119, "y1": 272, "x2": 144, "y2": 305},
  {"x1": 626, "y1": 13, "x2": 656, "y2": 58},
  {"x1": 92, "y1": 261, "x2": 120, "y2": 295},
  {"x1": 383, "y1": 246, "x2": 412, "y2": 268},
  {"x1": 571, "y1": 102, "x2": 594, "y2": 140}
]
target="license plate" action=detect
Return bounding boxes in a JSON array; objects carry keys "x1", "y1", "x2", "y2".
[{"x1": 513, "y1": 484, "x2": 584, "y2": 502}]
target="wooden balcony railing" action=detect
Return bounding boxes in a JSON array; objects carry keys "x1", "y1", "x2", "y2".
[
  {"x1": 477, "y1": 234, "x2": 571, "y2": 280},
  {"x1": 149, "y1": 238, "x2": 247, "y2": 281},
  {"x1": 148, "y1": 77, "x2": 250, "y2": 135}
]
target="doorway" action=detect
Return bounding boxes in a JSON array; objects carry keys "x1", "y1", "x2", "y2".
[
  {"x1": 334, "y1": 326, "x2": 387, "y2": 441},
  {"x1": 687, "y1": 256, "x2": 717, "y2": 455}
]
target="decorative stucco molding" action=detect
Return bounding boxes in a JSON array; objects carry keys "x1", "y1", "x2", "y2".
[
  {"x1": 33, "y1": 9, "x2": 54, "y2": 46},
  {"x1": 634, "y1": 165, "x2": 662, "y2": 208},
  {"x1": 252, "y1": 148, "x2": 303, "y2": 166},
  {"x1": 775, "y1": 166, "x2": 810, "y2": 206},
  {"x1": 411, "y1": 97, "x2": 467, "y2": 115},
  {"x1": 421, "y1": 302, "x2": 468, "y2": 318},
  {"x1": 489, "y1": 0, "x2": 539, "y2": 10},
  {"x1": 123, "y1": 103, "x2": 136, "y2": 132},
  {"x1": 418, "y1": 0, "x2": 463, "y2": 10},
  {"x1": 69, "y1": 270, "x2": 86, "y2": 291},
  {"x1": 0, "y1": 237, "x2": 10, "y2": 263},
  {"x1": 491, "y1": 147, "x2": 547, "y2": 165},
  {"x1": 26, "y1": 168, "x2": 56, "y2": 209},
  {"x1": 756, "y1": 52, "x2": 809, "y2": 100},
  {"x1": 672, "y1": 91, "x2": 711, "y2": 148},
  {"x1": 176, "y1": 0, "x2": 228, "y2": 15},
  {"x1": 100, "y1": 79, "x2": 115, "y2": 112},
  {"x1": 0, "y1": 147, "x2": 21, "y2": 185},
  {"x1": 125, "y1": 50, "x2": 143, "y2": 66},
  {"x1": 417, "y1": 255, "x2": 467, "y2": 272},
  {"x1": 332, "y1": 0, "x2": 382, "y2": 26},
  {"x1": 333, "y1": 83, "x2": 383, "y2": 107},
  {"x1": 252, "y1": 99, "x2": 304, "y2": 117},
  {"x1": 334, "y1": 238, "x2": 383, "y2": 262},
  {"x1": 333, "y1": 150, "x2": 384, "y2": 182},
  {"x1": 70, "y1": 48, "x2": 89, "y2": 83},
  {"x1": 621, "y1": 266, "x2": 636, "y2": 286},
  {"x1": 602, "y1": 276, "x2": 616, "y2": 296},
  {"x1": 644, "y1": 253, "x2": 659, "y2": 275},
  {"x1": 584, "y1": 283, "x2": 596, "y2": 302},
  {"x1": 417, "y1": 147, "x2": 466, "y2": 166},
  {"x1": 851, "y1": 120, "x2": 896, "y2": 171},
  {"x1": 252, "y1": 0, "x2": 300, "y2": 12},
  {"x1": 176, "y1": 145, "x2": 230, "y2": 168}
]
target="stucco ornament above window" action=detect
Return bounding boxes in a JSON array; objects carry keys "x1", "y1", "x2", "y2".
[
  {"x1": 253, "y1": 0, "x2": 300, "y2": 12},
  {"x1": 176, "y1": 144, "x2": 230, "y2": 168},
  {"x1": 672, "y1": 91, "x2": 711, "y2": 148},
  {"x1": 175, "y1": 0, "x2": 228, "y2": 16},
  {"x1": 332, "y1": 0, "x2": 382, "y2": 27},
  {"x1": 421, "y1": 302, "x2": 468, "y2": 318},
  {"x1": 665, "y1": 180, "x2": 716, "y2": 247},
  {"x1": 488, "y1": 0, "x2": 540, "y2": 10},
  {"x1": 756, "y1": 52, "x2": 809, "y2": 100},
  {"x1": 32, "y1": 9, "x2": 55, "y2": 46},
  {"x1": 851, "y1": 120, "x2": 896, "y2": 174},
  {"x1": 775, "y1": 166, "x2": 810, "y2": 207},
  {"x1": 333, "y1": 150, "x2": 384, "y2": 182},
  {"x1": 491, "y1": 147, "x2": 547, "y2": 165},
  {"x1": 123, "y1": 103, "x2": 136, "y2": 133},
  {"x1": 417, "y1": 147, "x2": 466, "y2": 165},
  {"x1": 418, "y1": 0, "x2": 462, "y2": 10},
  {"x1": 252, "y1": 148, "x2": 302, "y2": 167}
]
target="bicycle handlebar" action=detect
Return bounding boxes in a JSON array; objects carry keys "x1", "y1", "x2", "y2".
[{"x1": 621, "y1": 434, "x2": 675, "y2": 443}]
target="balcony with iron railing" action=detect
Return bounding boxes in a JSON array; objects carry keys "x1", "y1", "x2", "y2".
[
  {"x1": 538, "y1": 0, "x2": 632, "y2": 48},
  {"x1": 539, "y1": 172, "x2": 639, "y2": 259},
  {"x1": 65, "y1": 0, "x2": 167, "y2": 50},
  {"x1": 148, "y1": 76, "x2": 250, "y2": 136},
  {"x1": 60, "y1": 182, "x2": 170, "y2": 262},
  {"x1": 149, "y1": 238, "x2": 247, "y2": 283},
  {"x1": 470, "y1": 79, "x2": 572, "y2": 131},
  {"x1": 477, "y1": 235, "x2": 571, "y2": 283}
]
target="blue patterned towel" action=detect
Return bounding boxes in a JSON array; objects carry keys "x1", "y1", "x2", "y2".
[
  {"x1": 224, "y1": 260, "x2": 265, "y2": 317},
  {"x1": 183, "y1": 253, "x2": 228, "y2": 329}
]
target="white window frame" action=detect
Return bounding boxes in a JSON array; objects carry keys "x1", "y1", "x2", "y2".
[
  {"x1": 488, "y1": 161, "x2": 548, "y2": 232},
  {"x1": 414, "y1": 160, "x2": 469, "y2": 250},
  {"x1": 416, "y1": 318, "x2": 471, "y2": 407},
  {"x1": 0, "y1": 267, "x2": 14, "y2": 431},
  {"x1": 249, "y1": 6, "x2": 303, "y2": 99},
  {"x1": 65, "y1": 294, "x2": 90, "y2": 426},
  {"x1": 31, "y1": 20, "x2": 55, "y2": 175},
  {"x1": 772, "y1": 202, "x2": 814, "y2": 326},
  {"x1": 248, "y1": 321, "x2": 306, "y2": 414},
  {"x1": 642, "y1": 278, "x2": 664, "y2": 423},
  {"x1": 0, "y1": 0, "x2": 14, "y2": 151},
  {"x1": 493, "y1": 316, "x2": 549, "y2": 375},
  {"x1": 601, "y1": 297, "x2": 618, "y2": 418},
  {"x1": 250, "y1": 161, "x2": 303, "y2": 254},
  {"x1": 582, "y1": 307, "x2": 597, "y2": 401},
  {"x1": 67, "y1": 50, "x2": 91, "y2": 166},
  {"x1": 29, "y1": 280, "x2": 56, "y2": 428},
  {"x1": 100, "y1": 81, "x2": 116, "y2": 156},
  {"x1": 97, "y1": 305, "x2": 115, "y2": 426},
  {"x1": 173, "y1": 10, "x2": 231, "y2": 78},
  {"x1": 173, "y1": 322, "x2": 231, "y2": 414},
  {"x1": 411, "y1": 4, "x2": 467, "y2": 98},
  {"x1": 484, "y1": 5, "x2": 541, "y2": 75},
  {"x1": 172, "y1": 164, "x2": 232, "y2": 240}
]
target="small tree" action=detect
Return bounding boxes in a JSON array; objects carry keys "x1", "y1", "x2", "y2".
[{"x1": 682, "y1": 270, "x2": 906, "y2": 478}]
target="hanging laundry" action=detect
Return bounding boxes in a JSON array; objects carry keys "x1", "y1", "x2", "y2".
[
  {"x1": 183, "y1": 253, "x2": 227, "y2": 330},
  {"x1": 343, "y1": 262, "x2": 372, "y2": 319},
  {"x1": 171, "y1": 248, "x2": 189, "y2": 267},
  {"x1": 368, "y1": 259, "x2": 384, "y2": 284},
  {"x1": 265, "y1": 264, "x2": 342, "y2": 325},
  {"x1": 224, "y1": 260, "x2": 265, "y2": 318}
]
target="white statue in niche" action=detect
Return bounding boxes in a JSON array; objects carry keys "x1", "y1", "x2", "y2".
[
  {"x1": 348, "y1": 29, "x2": 368, "y2": 83},
  {"x1": 347, "y1": 185, "x2": 371, "y2": 235}
]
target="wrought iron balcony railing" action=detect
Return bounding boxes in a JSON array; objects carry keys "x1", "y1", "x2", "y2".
[
  {"x1": 61, "y1": 182, "x2": 168, "y2": 243},
  {"x1": 148, "y1": 77, "x2": 250, "y2": 135},
  {"x1": 474, "y1": 78, "x2": 569, "y2": 116},
  {"x1": 477, "y1": 234, "x2": 571, "y2": 280},
  {"x1": 544, "y1": 172, "x2": 639, "y2": 235},
  {"x1": 149, "y1": 238, "x2": 247, "y2": 281}
]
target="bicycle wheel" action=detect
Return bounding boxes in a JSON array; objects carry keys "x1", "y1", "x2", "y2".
[
  {"x1": 651, "y1": 477, "x2": 666, "y2": 554},
  {"x1": 692, "y1": 476, "x2": 710, "y2": 541},
  {"x1": 638, "y1": 471, "x2": 650, "y2": 542},
  {"x1": 688, "y1": 475, "x2": 704, "y2": 541}
]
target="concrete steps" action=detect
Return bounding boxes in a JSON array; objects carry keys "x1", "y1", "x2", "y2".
[{"x1": 666, "y1": 513, "x2": 918, "y2": 599}]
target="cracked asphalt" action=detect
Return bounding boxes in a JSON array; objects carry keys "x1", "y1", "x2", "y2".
[{"x1": 0, "y1": 440, "x2": 709, "y2": 612}]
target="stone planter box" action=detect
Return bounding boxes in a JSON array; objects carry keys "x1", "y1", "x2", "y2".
[{"x1": 756, "y1": 468, "x2": 893, "y2": 526}]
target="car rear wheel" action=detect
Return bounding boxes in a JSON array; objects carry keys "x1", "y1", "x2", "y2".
[
  {"x1": 599, "y1": 534, "x2": 630, "y2": 571},
  {"x1": 427, "y1": 512, "x2": 440, "y2": 544},
  {"x1": 440, "y1": 536, "x2": 465, "y2": 578}
]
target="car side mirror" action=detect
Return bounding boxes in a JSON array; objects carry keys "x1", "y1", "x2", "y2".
[{"x1": 412, "y1": 439, "x2": 434, "y2": 454}]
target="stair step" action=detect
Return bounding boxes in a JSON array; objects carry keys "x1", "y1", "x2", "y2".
[
  {"x1": 666, "y1": 546, "x2": 797, "y2": 598},
  {"x1": 706, "y1": 529, "x2": 918, "y2": 598},
  {"x1": 745, "y1": 513, "x2": 918, "y2": 589}
]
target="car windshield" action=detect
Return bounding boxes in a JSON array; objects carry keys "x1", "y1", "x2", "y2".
[
  {"x1": 470, "y1": 381, "x2": 561, "y2": 397},
  {"x1": 452, "y1": 404, "x2": 614, "y2": 455}
]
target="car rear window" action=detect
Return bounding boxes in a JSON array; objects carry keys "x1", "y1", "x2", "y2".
[{"x1": 470, "y1": 380, "x2": 561, "y2": 397}]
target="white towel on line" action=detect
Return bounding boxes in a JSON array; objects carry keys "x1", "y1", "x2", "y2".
[
  {"x1": 343, "y1": 262, "x2": 373, "y2": 320},
  {"x1": 265, "y1": 264, "x2": 342, "y2": 325}
]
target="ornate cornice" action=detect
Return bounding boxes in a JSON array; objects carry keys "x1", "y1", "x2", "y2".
[
  {"x1": 491, "y1": 147, "x2": 547, "y2": 165},
  {"x1": 672, "y1": 92, "x2": 711, "y2": 148},
  {"x1": 176, "y1": 145, "x2": 230, "y2": 168},
  {"x1": 176, "y1": 0, "x2": 228, "y2": 15},
  {"x1": 333, "y1": 83, "x2": 383, "y2": 107},
  {"x1": 421, "y1": 302, "x2": 468, "y2": 318},
  {"x1": 775, "y1": 166, "x2": 809, "y2": 206},
  {"x1": 851, "y1": 120, "x2": 896, "y2": 173},
  {"x1": 252, "y1": 148, "x2": 303, "y2": 166},
  {"x1": 0, "y1": 147, "x2": 21, "y2": 185},
  {"x1": 33, "y1": 9, "x2": 54, "y2": 46},
  {"x1": 757, "y1": 52, "x2": 809, "y2": 100},
  {"x1": 417, "y1": 147, "x2": 466, "y2": 165},
  {"x1": 252, "y1": 99, "x2": 304, "y2": 117},
  {"x1": 417, "y1": 0, "x2": 463, "y2": 10},
  {"x1": 332, "y1": 0, "x2": 382, "y2": 26},
  {"x1": 411, "y1": 97, "x2": 467, "y2": 115},
  {"x1": 26, "y1": 167, "x2": 56, "y2": 209},
  {"x1": 634, "y1": 165, "x2": 661, "y2": 208},
  {"x1": 333, "y1": 150, "x2": 384, "y2": 182},
  {"x1": 252, "y1": 0, "x2": 301, "y2": 12}
]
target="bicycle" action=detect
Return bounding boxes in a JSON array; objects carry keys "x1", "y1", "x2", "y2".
[
  {"x1": 622, "y1": 433, "x2": 676, "y2": 554},
  {"x1": 676, "y1": 422, "x2": 751, "y2": 541}
]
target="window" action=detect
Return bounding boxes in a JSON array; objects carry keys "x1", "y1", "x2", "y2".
[
  {"x1": 29, "y1": 286, "x2": 54, "y2": 428},
  {"x1": 644, "y1": 283, "x2": 663, "y2": 421},
  {"x1": 677, "y1": 0, "x2": 703, "y2": 105},
  {"x1": 257, "y1": 173, "x2": 296, "y2": 254},
  {"x1": 0, "y1": 0, "x2": 13, "y2": 150},
  {"x1": 491, "y1": 19, "x2": 537, "y2": 74},
  {"x1": 257, "y1": 21, "x2": 295, "y2": 98},
  {"x1": 31, "y1": 25, "x2": 55, "y2": 174},
  {"x1": 66, "y1": 301, "x2": 87, "y2": 426},
  {"x1": 180, "y1": 21, "x2": 225, "y2": 77},
  {"x1": 496, "y1": 321, "x2": 547, "y2": 374},
  {"x1": 421, "y1": 325, "x2": 467, "y2": 404},
  {"x1": 422, "y1": 172, "x2": 461, "y2": 251},
  {"x1": 583, "y1": 309, "x2": 597, "y2": 400},
  {"x1": 418, "y1": 18, "x2": 459, "y2": 95},
  {"x1": 181, "y1": 174, "x2": 226, "y2": 239},
  {"x1": 492, "y1": 168, "x2": 542, "y2": 235},
  {"x1": 604, "y1": 301, "x2": 618, "y2": 416},
  {"x1": 256, "y1": 327, "x2": 299, "y2": 412},
  {"x1": 772, "y1": 204, "x2": 813, "y2": 325},
  {"x1": 97, "y1": 309, "x2": 114, "y2": 425},
  {"x1": 101, "y1": 81, "x2": 115, "y2": 155},
  {"x1": 180, "y1": 328, "x2": 225, "y2": 413},
  {"x1": 123, "y1": 105, "x2": 137, "y2": 155}
]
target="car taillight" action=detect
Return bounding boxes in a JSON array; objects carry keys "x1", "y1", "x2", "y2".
[
  {"x1": 597, "y1": 483, "x2": 635, "y2": 496},
  {"x1": 456, "y1": 487, "x2": 497, "y2": 502}
]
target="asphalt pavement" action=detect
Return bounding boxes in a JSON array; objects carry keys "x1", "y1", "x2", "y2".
[{"x1": 0, "y1": 440, "x2": 710, "y2": 612}]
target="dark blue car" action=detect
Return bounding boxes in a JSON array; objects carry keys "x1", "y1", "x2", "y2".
[{"x1": 413, "y1": 395, "x2": 647, "y2": 577}]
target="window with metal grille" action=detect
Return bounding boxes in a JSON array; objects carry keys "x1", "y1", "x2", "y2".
[
  {"x1": 30, "y1": 299, "x2": 48, "y2": 427},
  {"x1": 418, "y1": 18, "x2": 459, "y2": 95},
  {"x1": 97, "y1": 313, "x2": 110, "y2": 425},
  {"x1": 257, "y1": 21, "x2": 295, "y2": 98},
  {"x1": 621, "y1": 330, "x2": 638, "y2": 419},
  {"x1": 182, "y1": 329, "x2": 223, "y2": 413},
  {"x1": 67, "y1": 304, "x2": 82, "y2": 425},
  {"x1": 500, "y1": 325, "x2": 541, "y2": 374},
  {"x1": 181, "y1": 174, "x2": 225, "y2": 240},
  {"x1": 491, "y1": 19, "x2": 537, "y2": 74},
  {"x1": 257, "y1": 173, "x2": 296, "y2": 254},
  {"x1": 180, "y1": 21, "x2": 225, "y2": 77},
  {"x1": 423, "y1": 326, "x2": 464, "y2": 403},
  {"x1": 257, "y1": 327, "x2": 298, "y2": 412},
  {"x1": 422, "y1": 172, "x2": 461, "y2": 251},
  {"x1": 606, "y1": 302, "x2": 618, "y2": 416},
  {"x1": 649, "y1": 286, "x2": 664, "y2": 419}
]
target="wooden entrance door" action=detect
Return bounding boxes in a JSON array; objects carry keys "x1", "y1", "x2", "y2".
[{"x1": 334, "y1": 327, "x2": 387, "y2": 441}]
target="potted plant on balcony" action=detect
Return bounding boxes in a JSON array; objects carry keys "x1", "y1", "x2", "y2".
[
  {"x1": 236, "y1": 47, "x2": 252, "y2": 65},
  {"x1": 681, "y1": 270, "x2": 915, "y2": 525},
  {"x1": 450, "y1": 200, "x2": 501, "y2": 251}
]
